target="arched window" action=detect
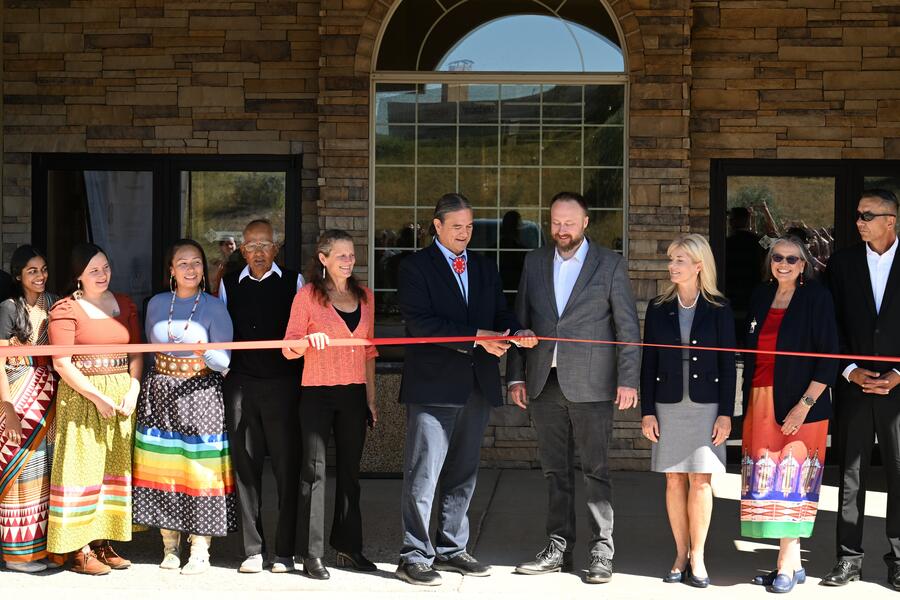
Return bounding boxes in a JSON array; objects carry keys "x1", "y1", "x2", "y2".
[{"x1": 371, "y1": 0, "x2": 627, "y2": 352}]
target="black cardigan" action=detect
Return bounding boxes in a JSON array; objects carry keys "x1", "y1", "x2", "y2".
[
  {"x1": 640, "y1": 295, "x2": 737, "y2": 417},
  {"x1": 741, "y1": 280, "x2": 839, "y2": 424}
]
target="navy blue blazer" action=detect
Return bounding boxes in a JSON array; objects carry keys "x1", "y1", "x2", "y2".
[
  {"x1": 741, "y1": 280, "x2": 839, "y2": 424},
  {"x1": 397, "y1": 243, "x2": 521, "y2": 407},
  {"x1": 640, "y1": 294, "x2": 737, "y2": 417}
]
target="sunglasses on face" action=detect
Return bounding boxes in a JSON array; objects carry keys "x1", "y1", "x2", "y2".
[
  {"x1": 856, "y1": 211, "x2": 896, "y2": 222},
  {"x1": 771, "y1": 253, "x2": 801, "y2": 265}
]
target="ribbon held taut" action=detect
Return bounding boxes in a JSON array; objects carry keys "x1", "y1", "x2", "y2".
[{"x1": 0, "y1": 336, "x2": 898, "y2": 365}]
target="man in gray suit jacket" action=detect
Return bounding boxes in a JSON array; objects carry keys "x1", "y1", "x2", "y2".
[{"x1": 507, "y1": 191, "x2": 641, "y2": 584}]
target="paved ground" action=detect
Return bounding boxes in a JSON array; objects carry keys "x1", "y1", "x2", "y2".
[{"x1": 2, "y1": 466, "x2": 898, "y2": 599}]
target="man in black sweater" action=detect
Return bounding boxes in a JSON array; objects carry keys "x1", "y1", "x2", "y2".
[{"x1": 220, "y1": 219, "x2": 304, "y2": 575}]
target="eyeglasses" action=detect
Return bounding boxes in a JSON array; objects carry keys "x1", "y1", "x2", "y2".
[
  {"x1": 856, "y1": 211, "x2": 896, "y2": 222},
  {"x1": 771, "y1": 253, "x2": 801, "y2": 265},
  {"x1": 243, "y1": 242, "x2": 274, "y2": 253}
]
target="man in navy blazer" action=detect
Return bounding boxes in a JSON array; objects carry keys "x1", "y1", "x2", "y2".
[{"x1": 395, "y1": 193, "x2": 537, "y2": 586}]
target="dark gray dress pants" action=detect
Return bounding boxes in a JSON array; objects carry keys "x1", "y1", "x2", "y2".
[{"x1": 528, "y1": 369, "x2": 615, "y2": 558}]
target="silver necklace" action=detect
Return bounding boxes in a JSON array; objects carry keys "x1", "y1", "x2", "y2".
[
  {"x1": 167, "y1": 290, "x2": 202, "y2": 343},
  {"x1": 678, "y1": 291, "x2": 700, "y2": 310}
]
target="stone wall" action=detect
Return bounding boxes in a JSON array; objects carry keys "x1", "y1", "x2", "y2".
[{"x1": 690, "y1": 0, "x2": 900, "y2": 212}]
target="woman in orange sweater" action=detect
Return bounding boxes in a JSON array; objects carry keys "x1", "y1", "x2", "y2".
[{"x1": 284, "y1": 229, "x2": 378, "y2": 580}]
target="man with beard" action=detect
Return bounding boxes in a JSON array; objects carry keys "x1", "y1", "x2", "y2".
[{"x1": 507, "y1": 191, "x2": 641, "y2": 584}]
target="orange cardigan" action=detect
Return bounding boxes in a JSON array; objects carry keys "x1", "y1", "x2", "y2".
[{"x1": 283, "y1": 283, "x2": 378, "y2": 387}]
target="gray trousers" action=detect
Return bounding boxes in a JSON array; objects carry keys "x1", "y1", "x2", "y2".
[
  {"x1": 399, "y1": 386, "x2": 492, "y2": 565},
  {"x1": 528, "y1": 369, "x2": 615, "y2": 558}
]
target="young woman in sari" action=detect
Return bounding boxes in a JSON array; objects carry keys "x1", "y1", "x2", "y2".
[{"x1": 0, "y1": 246, "x2": 59, "y2": 572}]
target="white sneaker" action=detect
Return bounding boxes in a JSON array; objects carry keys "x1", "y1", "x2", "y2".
[
  {"x1": 6, "y1": 560, "x2": 48, "y2": 573},
  {"x1": 159, "y1": 552, "x2": 181, "y2": 570},
  {"x1": 271, "y1": 556, "x2": 295, "y2": 573},
  {"x1": 239, "y1": 553, "x2": 264, "y2": 573},
  {"x1": 181, "y1": 556, "x2": 210, "y2": 575}
]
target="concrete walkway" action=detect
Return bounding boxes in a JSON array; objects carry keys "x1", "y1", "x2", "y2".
[{"x1": 2, "y1": 467, "x2": 897, "y2": 598}]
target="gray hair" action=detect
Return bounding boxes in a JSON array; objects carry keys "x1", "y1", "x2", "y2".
[
  {"x1": 763, "y1": 235, "x2": 815, "y2": 281},
  {"x1": 433, "y1": 192, "x2": 472, "y2": 223}
]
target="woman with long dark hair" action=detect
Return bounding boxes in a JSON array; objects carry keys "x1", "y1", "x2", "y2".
[
  {"x1": 132, "y1": 239, "x2": 236, "y2": 575},
  {"x1": 0, "y1": 246, "x2": 59, "y2": 572},
  {"x1": 284, "y1": 229, "x2": 378, "y2": 579},
  {"x1": 47, "y1": 243, "x2": 142, "y2": 575}
]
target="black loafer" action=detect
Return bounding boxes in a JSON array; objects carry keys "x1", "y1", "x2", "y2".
[
  {"x1": 821, "y1": 560, "x2": 862, "y2": 586},
  {"x1": 302, "y1": 557, "x2": 330, "y2": 580},
  {"x1": 335, "y1": 551, "x2": 377, "y2": 572},
  {"x1": 585, "y1": 555, "x2": 613, "y2": 584},
  {"x1": 433, "y1": 552, "x2": 491, "y2": 577},
  {"x1": 515, "y1": 542, "x2": 573, "y2": 575},
  {"x1": 396, "y1": 561, "x2": 442, "y2": 586}
]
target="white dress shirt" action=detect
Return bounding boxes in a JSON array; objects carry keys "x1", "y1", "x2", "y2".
[
  {"x1": 843, "y1": 236, "x2": 899, "y2": 380},
  {"x1": 218, "y1": 263, "x2": 304, "y2": 307},
  {"x1": 552, "y1": 239, "x2": 589, "y2": 368},
  {"x1": 433, "y1": 238, "x2": 468, "y2": 303}
]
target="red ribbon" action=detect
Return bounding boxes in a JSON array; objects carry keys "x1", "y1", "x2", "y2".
[{"x1": 0, "y1": 336, "x2": 897, "y2": 364}]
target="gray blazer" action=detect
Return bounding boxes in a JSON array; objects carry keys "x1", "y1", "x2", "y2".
[{"x1": 507, "y1": 240, "x2": 641, "y2": 403}]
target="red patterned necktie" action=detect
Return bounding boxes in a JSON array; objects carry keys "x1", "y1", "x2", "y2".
[{"x1": 452, "y1": 255, "x2": 466, "y2": 274}]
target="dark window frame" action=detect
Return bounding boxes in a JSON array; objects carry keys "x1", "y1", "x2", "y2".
[
  {"x1": 31, "y1": 152, "x2": 302, "y2": 292},
  {"x1": 709, "y1": 158, "x2": 900, "y2": 282}
]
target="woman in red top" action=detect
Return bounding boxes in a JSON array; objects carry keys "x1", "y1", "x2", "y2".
[
  {"x1": 740, "y1": 236, "x2": 839, "y2": 594},
  {"x1": 284, "y1": 229, "x2": 378, "y2": 579}
]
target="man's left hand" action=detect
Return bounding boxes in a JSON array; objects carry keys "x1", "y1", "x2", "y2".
[
  {"x1": 867, "y1": 370, "x2": 900, "y2": 395},
  {"x1": 513, "y1": 329, "x2": 539, "y2": 349},
  {"x1": 615, "y1": 386, "x2": 638, "y2": 410}
]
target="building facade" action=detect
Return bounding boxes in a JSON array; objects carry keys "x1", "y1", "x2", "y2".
[{"x1": 2, "y1": 0, "x2": 899, "y2": 470}]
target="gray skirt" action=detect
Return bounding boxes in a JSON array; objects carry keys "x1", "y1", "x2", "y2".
[{"x1": 651, "y1": 397, "x2": 726, "y2": 474}]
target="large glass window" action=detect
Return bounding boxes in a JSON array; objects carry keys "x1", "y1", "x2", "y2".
[{"x1": 373, "y1": 81, "x2": 626, "y2": 347}]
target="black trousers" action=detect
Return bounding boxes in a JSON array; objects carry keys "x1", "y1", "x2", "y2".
[
  {"x1": 224, "y1": 371, "x2": 301, "y2": 558},
  {"x1": 528, "y1": 370, "x2": 615, "y2": 558},
  {"x1": 835, "y1": 386, "x2": 900, "y2": 566},
  {"x1": 297, "y1": 384, "x2": 368, "y2": 558}
]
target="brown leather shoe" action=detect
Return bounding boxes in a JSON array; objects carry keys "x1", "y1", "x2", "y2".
[
  {"x1": 94, "y1": 542, "x2": 132, "y2": 570},
  {"x1": 71, "y1": 549, "x2": 111, "y2": 576}
]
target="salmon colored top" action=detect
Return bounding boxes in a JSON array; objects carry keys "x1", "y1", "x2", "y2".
[
  {"x1": 48, "y1": 293, "x2": 141, "y2": 349},
  {"x1": 283, "y1": 283, "x2": 378, "y2": 387}
]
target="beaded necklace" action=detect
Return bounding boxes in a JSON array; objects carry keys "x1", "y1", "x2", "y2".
[{"x1": 167, "y1": 289, "x2": 202, "y2": 343}]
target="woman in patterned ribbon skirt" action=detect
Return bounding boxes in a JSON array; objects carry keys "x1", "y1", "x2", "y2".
[
  {"x1": 132, "y1": 239, "x2": 235, "y2": 575},
  {"x1": 47, "y1": 243, "x2": 142, "y2": 575},
  {"x1": 0, "y1": 246, "x2": 59, "y2": 572},
  {"x1": 740, "y1": 235, "x2": 839, "y2": 594}
]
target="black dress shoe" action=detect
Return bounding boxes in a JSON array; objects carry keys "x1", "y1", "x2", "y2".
[
  {"x1": 585, "y1": 555, "x2": 613, "y2": 584},
  {"x1": 433, "y1": 552, "x2": 491, "y2": 577},
  {"x1": 753, "y1": 568, "x2": 805, "y2": 586},
  {"x1": 515, "y1": 542, "x2": 573, "y2": 575},
  {"x1": 302, "y1": 557, "x2": 330, "y2": 580},
  {"x1": 663, "y1": 569, "x2": 686, "y2": 583},
  {"x1": 395, "y1": 561, "x2": 442, "y2": 586},
  {"x1": 685, "y1": 565, "x2": 710, "y2": 588},
  {"x1": 821, "y1": 560, "x2": 862, "y2": 586},
  {"x1": 886, "y1": 557, "x2": 900, "y2": 591},
  {"x1": 335, "y1": 551, "x2": 377, "y2": 572}
]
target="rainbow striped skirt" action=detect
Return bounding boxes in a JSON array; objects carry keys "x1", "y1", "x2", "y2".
[
  {"x1": 132, "y1": 368, "x2": 236, "y2": 536},
  {"x1": 48, "y1": 374, "x2": 134, "y2": 554}
]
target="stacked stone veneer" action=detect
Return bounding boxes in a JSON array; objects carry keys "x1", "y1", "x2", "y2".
[{"x1": 3, "y1": 0, "x2": 899, "y2": 469}]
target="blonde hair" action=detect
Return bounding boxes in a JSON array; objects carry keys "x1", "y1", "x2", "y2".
[{"x1": 654, "y1": 234, "x2": 724, "y2": 307}]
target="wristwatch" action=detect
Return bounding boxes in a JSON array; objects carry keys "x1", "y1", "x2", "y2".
[{"x1": 800, "y1": 395, "x2": 816, "y2": 407}]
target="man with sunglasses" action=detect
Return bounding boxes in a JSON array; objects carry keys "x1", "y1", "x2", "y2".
[
  {"x1": 220, "y1": 219, "x2": 305, "y2": 574},
  {"x1": 824, "y1": 189, "x2": 900, "y2": 591}
]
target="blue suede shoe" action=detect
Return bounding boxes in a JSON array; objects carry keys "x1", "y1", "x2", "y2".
[
  {"x1": 766, "y1": 570, "x2": 804, "y2": 593},
  {"x1": 753, "y1": 568, "x2": 806, "y2": 586}
]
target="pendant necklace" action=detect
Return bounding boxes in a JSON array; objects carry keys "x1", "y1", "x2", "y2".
[{"x1": 167, "y1": 289, "x2": 202, "y2": 343}]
